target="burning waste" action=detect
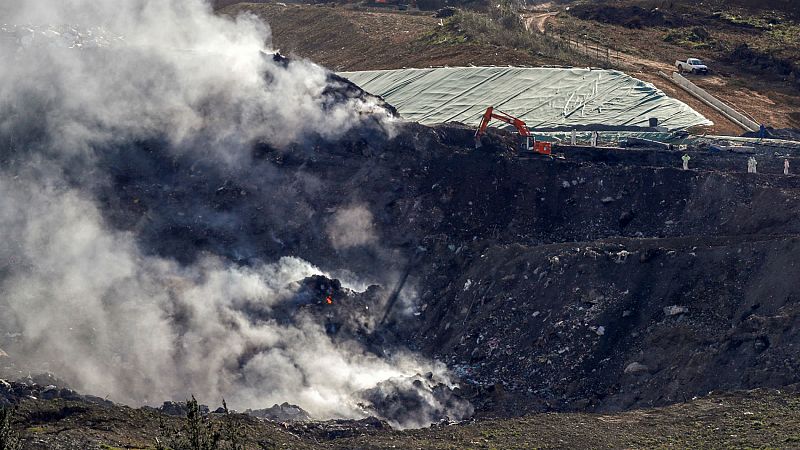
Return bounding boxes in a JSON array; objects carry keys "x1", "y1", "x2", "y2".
[{"x1": 0, "y1": 0, "x2": 469, "y2": 428}]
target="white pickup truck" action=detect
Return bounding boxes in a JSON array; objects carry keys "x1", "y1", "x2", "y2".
[{"x1": 676, "y1": 58, "x2": 709, "y2": 74}]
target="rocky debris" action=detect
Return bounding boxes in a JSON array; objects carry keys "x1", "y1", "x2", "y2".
[
  {"x1": 327, "y1": 71, "x2": 399, "y2": 119},
  {"x1": 155, "y1": 401, "x2": 210, "y2": 417},
  {"x1": 3, "y1": 89, "x2": 800, "y2": 427},
  {"x1": 433, "y1": 7, "x2": 457, "y2": 18},
  {"x1": 273, "y1": 274, "x2": 387, "y2": 343},
  {"x1": 618, "y1": 211, "x2": 636, "y2": 228},
  {"x1": 295, "y1": 275, "x2": 345, "y2": 305},
  {"x1": 0, "y1": 378, "x2": 104, "y2": 407},
  {"x1": 87, "y1": 118, "x2": 800, "y2": 418},
  {"x1": 20, "y1": 373, "x2": 68, "y2": 389},
  {"x1": 664, "y1": 305, "x2": 689, "y2": 317},
  {"x1": 357, "y1": 373, "x2": 473, "y2": 428},
  {"x1": 285, "y1": 416, "x2": 390, "y2": 440},
  {"x1": 624, "y1": 362, "x2": 650, "y2": 374},
  {"x1": 57, "y1": 121, "x2": 800, "y2": 419},
  {"x1": 246, "y1": 402, "x2": 311, "y2": 422}
]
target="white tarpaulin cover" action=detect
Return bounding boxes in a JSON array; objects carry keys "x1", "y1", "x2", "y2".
[{"x1": 339, "y1": 67, "x2": 712, "y2": 131}]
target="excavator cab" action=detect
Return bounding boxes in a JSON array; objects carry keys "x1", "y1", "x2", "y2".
[{"x1": 474, "y1": 106, "x2": 551, "y2": 156}]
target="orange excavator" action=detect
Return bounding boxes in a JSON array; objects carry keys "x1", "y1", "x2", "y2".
[{"x1": 474, "y1": 106, "x2": 552, "y2": 155}]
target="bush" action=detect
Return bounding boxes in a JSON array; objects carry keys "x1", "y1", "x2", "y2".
[
  {"x1": 156, "y1": 397, "x2": 243, "y2": 450},
  {"x1": 0, "y1": 407, "x2": 21, "y2": 450}
]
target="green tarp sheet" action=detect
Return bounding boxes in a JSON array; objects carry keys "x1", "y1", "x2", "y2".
[{"x1": 340, "y1": 67, "x2": 712, "y2": 131}]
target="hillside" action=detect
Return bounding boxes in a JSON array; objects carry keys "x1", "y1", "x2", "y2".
[
  {"x1": 5, "y1": 386, "x2": 800, "y2": 449},
  {"x1": 552, "y1": 0, "x2": 800, "y2": 129},
  {"x1": 4, "y1": 116, "x2": 800, "y2": 446},
  {"x1": 3, "y1": 0, "x2": 800, "y2": 448},
  {"x1": 221, "y1": 3, "x2": 549, "y2": 70},
  {"x1": 221, "y1": 1, "x2": 800, "y2": 134}
]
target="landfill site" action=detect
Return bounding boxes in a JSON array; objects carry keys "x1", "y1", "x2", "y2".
[{"x1": 1, "y1": 0, "x2": 800, "y2": 449}]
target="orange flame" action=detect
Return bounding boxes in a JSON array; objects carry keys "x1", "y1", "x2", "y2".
[{"x1": 326, "y1": 296, "x2": 333, "y2": 305}]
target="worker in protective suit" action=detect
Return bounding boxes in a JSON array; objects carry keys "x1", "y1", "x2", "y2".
[
  {"x1": 681, "y1": 153, "x2": 690, "y2": 170},
  {"x1": 785, "y1": 159, "x2": 790, "y2": 175},
  {"x1": 747, "y1": 157, "x2": 758, "y2": 174}
]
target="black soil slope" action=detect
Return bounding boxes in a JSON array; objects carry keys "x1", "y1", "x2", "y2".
[
  {"x1": 3, "y1": 119, "x2": 800, "y2": 446},
  {"x1": 57, "y1": 122, "x2": 800, "y2": 418}
]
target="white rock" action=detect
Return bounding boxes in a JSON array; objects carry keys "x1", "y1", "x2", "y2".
[
  {"x1": 624, "y1": 362, "x2": 649, "y2": 374},
  {"x1": 664, "y1": 305, "x2": 688, "y2": 316}
]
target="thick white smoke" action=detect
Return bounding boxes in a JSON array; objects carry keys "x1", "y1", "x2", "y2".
[
  {"x1": 326, "y1": 204, "x2": 378, "y2": 250},
  {"x1": 0, "y1": 0, "x2": 393, "y2": 162},
  {"x1": 0, "y1": 0, "x2": 455, "y2": 428},
  {"x1": 0, "y1": 172, "x2": 438, "y2": 419}
]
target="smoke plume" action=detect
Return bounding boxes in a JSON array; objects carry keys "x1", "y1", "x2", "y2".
[
  {"x1": 0, "y1": 172, "x2": 439, "y2": 420},
  {"x1": 0, "y1": 0, "x2": 463, "y2": 428},
  {"x1": 326, "y1": 204, "x2": 378, "y2": 250},
  {"x1": 0, "y1": 0, "x2": 393, "y2": 162}
]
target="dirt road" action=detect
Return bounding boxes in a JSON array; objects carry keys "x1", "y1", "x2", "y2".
[
  {"x1": 225, "y1": 2, "x2": 798, "y2": 134},
  {"x1": 523, "y1": 10, "x2": 753, "y2": 134},
  {"x1": 522, "y1": 11, "x2": 558, "y2": 33}
]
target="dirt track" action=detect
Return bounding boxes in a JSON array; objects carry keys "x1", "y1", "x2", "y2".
[
  {"x1": 522, "y1": 11, "x2": 558, "y2": 33},
  {"x1": 546, "y1": 8, "x2": 800, "y2": 132},
  {"x1": 520, "y1": 8, "x2": 749, "y2": 135},
  {"x1": 226, "y1": 2, "x2": 800, "y2": 136}
]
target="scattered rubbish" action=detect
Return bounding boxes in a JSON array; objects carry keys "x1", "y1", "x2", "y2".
[
  {"x1": 664, "y1": 305, "x2": 689, "y2": 316},
  {"x1": 624, "y1": 362, "x2": 650, "y2": 374},
  {"x1": 246, "y1": 402, "x2": 311, "y2": 422}
]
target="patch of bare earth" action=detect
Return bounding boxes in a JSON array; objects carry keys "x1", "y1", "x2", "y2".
[
  {"x1": 550, "y1": 12, "x2": 800, "y2": 132},
  {"x1": 223, "y1": 3, "x2": 545, "y2": 70}
]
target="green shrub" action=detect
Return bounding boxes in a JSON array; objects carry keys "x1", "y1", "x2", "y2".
[
  {"x1": 156, "y1": 397, "x2": 244, "y2": 450},
  {"x1": 0, "y1": 407, "x2": 21, "y2": 450},
  {"x1": 421, "y1": 7, "x2": 601, "y2": 66}
]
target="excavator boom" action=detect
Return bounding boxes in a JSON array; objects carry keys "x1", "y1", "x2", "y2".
[{"x1": 474, "y1": 106, "x2": 550, "y2": 155}]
